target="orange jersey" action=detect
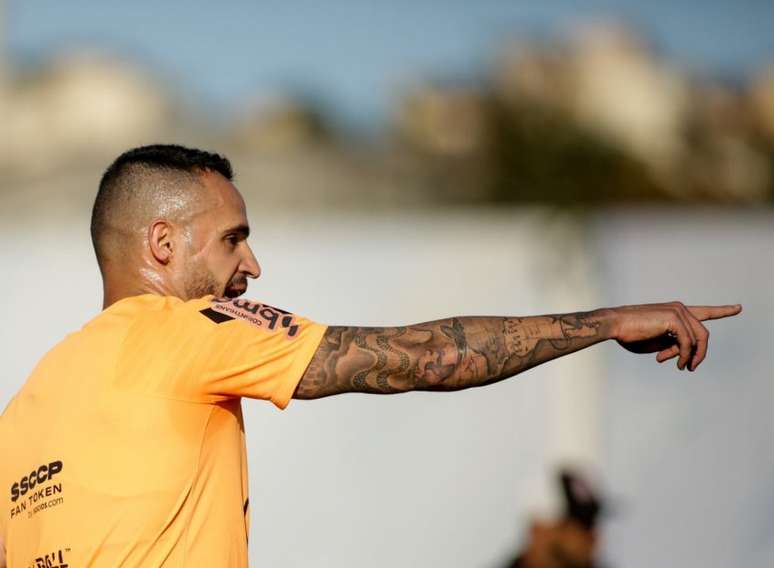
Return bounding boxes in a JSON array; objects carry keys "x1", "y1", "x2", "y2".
[{"x1": 0, "y1": 294, "x2": 326, "y2": 567}]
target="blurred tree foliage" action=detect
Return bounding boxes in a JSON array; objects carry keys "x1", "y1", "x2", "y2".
[{"x1": 488, "y1": 101, "x2": 664, "y2": 204}]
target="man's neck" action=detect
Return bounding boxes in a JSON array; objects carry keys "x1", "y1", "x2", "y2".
[{"x1": 102, "y1": 279, "x2": 179, "y2": 310}]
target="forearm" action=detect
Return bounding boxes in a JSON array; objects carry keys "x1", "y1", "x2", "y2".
[
  {"x1": 296, "y1": 310, "x2": 613, "y2": 398},
  {"x1": 418, "y1": 311, "x2": 612, "y2": 390}
]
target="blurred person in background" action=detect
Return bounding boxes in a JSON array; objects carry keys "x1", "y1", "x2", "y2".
[
  {"x1": 0, "y1": 144, "x2": 741, "y2": 567},
  {"x1": 505, "y1": 469, "x2": 605, "y2": 568}
]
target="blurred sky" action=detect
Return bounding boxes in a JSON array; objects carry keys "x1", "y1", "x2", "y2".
[{"x1": 5, "y1": 0, "x2": 774, "y2": 130}]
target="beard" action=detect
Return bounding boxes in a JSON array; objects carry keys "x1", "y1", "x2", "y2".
[
  {"x1": 183, "y1": 261, "x2": 247, "y2": 300},
  {"x1": 183, "y1": 266, "x2": 222, "y2": 300}
]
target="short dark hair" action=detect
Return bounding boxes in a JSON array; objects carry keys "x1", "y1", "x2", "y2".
[{"x1": 91, "y1": 144, "x2": 233, "y2": 267}]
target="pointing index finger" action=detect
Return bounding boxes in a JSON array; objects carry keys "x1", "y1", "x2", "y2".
[{"x1": 688, "y1": 304, "x2": 743, "y2": 321}]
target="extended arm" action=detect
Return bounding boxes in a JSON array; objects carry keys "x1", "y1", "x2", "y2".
[
  {"x1": 296, "y1": 311, "x2": 609, "y2": 398},
  {"x1": 295, "y1": 302, "x2": 741, "y2": 399}
]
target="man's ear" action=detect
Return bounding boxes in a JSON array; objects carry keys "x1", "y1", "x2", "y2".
[{"x1": 148, "y1": 219, "x2": 174, "y2": 264}]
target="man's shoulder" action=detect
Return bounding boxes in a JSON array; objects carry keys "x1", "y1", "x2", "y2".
[{"x1": 112, "y1": 294, "x2": 313, "y2": 344}]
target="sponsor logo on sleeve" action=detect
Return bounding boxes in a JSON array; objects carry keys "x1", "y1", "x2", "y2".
[{"x1": 200, "y1": 298, "x2": 300, "y2": 339}]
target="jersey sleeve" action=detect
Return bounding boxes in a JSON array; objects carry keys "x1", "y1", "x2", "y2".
[
  {"x1": 193, "y1": 297, "x2": 327, "y2": 408},
  {"x1": 118, "y1": 296, "x2": 327, "y2": 409}
]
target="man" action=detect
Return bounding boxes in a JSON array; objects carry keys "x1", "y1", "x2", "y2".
[
  {"x1": 506, "y1": 469, "x2": 604, "y2": 568},
  {"x1": 0, "y1": 144, "x2": 740, "y2": 567}
]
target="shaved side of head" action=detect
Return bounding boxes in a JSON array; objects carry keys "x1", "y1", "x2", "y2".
[{"x1": 91, "y1": 145, "x2": 233, "y2": 273}]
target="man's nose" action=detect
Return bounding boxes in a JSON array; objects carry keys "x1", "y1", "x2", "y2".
[{"x1": 241, "y1": 246, "x2": 261, "y2": 279}]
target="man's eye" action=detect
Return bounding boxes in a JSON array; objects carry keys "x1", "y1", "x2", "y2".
[{"x1": 226, "y1": 236, "x2": 239, "y2": 246}]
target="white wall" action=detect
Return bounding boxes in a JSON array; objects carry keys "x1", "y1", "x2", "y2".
[{"x1": 594, "y1": 209, "x2": 773, "y2": 568}]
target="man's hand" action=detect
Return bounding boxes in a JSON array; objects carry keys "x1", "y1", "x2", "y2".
[{"x1": 609, "y1": 302, "x2": 742, "y2": 372}]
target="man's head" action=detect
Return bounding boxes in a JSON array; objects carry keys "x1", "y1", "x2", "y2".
[{"x1": 92, "y1": 144, "x2": 260, "y2": 305}]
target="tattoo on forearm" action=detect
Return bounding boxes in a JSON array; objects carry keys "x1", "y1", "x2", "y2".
[{"x1": 295, "y1": 312, "x2": 606, "y2": 399}]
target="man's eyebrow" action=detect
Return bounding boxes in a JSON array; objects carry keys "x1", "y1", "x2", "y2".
[{"x1": 223, "y1": 224, "x2": 250, "y2": 238}]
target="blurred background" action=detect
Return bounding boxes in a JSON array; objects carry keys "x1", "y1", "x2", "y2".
[{"x1": 0, "y1": 1, "x2": 771, "y2": 566}]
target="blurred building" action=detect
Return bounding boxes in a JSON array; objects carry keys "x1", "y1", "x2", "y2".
[
  {"x1": 493, "y1": 23, "x2": 772, "y2": 203},
  {"x1": 1, "y1": 53, "x2": 170, "y2": 175},
  {"x1": 750, "y1": 66, "x2": 774, "y2": 143},
  {"x1": 1, "y1": 20, "x2": 772, "y2": 212}
]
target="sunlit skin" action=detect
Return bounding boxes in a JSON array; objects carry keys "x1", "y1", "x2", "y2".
[{"x1": 101, "y1": 170, "x2": 260, "y2": 309}]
